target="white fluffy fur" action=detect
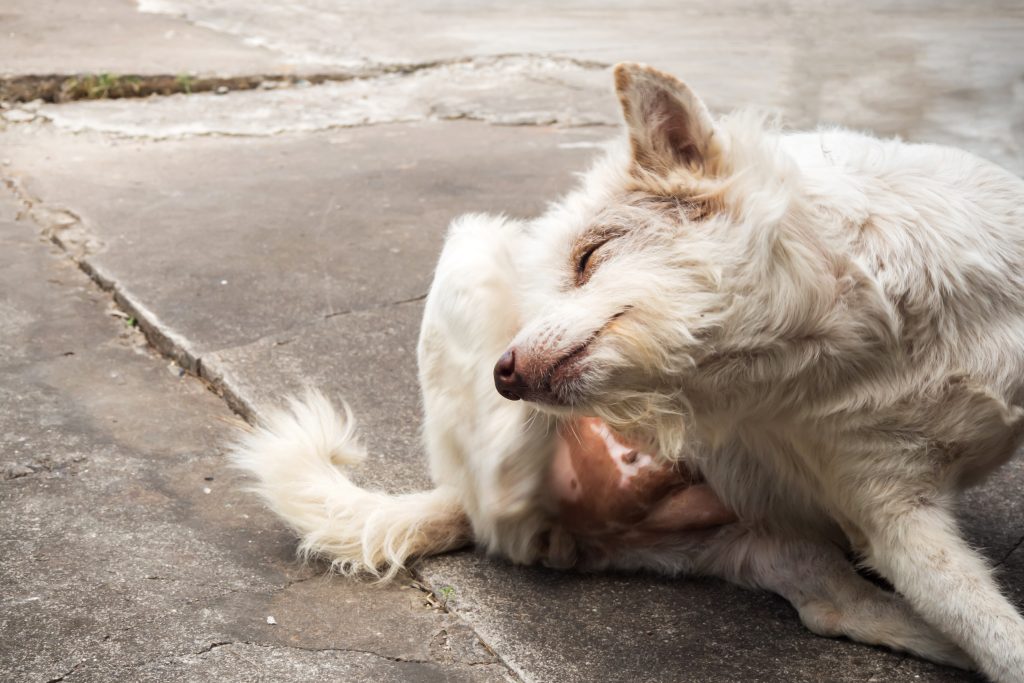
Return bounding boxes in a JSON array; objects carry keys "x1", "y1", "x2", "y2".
[
  {"x1": 231, "y1": 63, "x2": 1024, "y2": 678},
  {"x1": 231, "y1": 392, "x2": 469, "y2": 579}
]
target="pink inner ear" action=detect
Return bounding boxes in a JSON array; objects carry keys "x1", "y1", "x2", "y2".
[
  {"x1": 615, "y1": 63, "x2": 716, "y2": 176},
  {"x1": 650, "y1": 90, "x2": 701, "y2": 168},
  {"x1": 644, "y1": 483, "x2": 738, "y2": 531},
  {"x1": 549, "y1": 417, "x2": 737, "y2": 541}
]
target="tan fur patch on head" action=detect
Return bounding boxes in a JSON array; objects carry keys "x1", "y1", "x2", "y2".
[{"x1": 567, "y1": 190, "x2": 723, "y2": 288}]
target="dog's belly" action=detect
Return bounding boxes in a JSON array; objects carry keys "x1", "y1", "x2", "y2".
[{"x1": 550, "y1": 417, "x2": 736, "y2": 540}]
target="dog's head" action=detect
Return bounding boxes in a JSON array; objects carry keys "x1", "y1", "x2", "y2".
[{"x1": 493, "y1": 63, "x2": 851, "y2": 454}]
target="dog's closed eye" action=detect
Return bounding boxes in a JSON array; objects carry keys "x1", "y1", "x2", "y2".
[
  {"x1": 577, "y1": 244, "x2": 600, "y2": 280},
  {"x1": 575, "y1": 236, "x2": 618, "y2": 286}
]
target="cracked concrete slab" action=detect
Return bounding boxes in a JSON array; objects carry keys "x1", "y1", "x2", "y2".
[
  {"x1": 4, "y1": 3, "x2": 1020, "y2": 172},
  {"x1": 131, "y1": 0, "x2": 1024, "y2": 172},
  {"x1": 1, "y1": 0, "x2": 291, "y2": 77},
  {"x1": 0, "y1": 189, "x2": 508, "y2": 683}
]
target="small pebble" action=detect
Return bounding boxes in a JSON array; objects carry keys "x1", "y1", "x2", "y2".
[
  {"x1": 3, "y1": 109, "x2": 35, "y2": 123},
  {"x1": 266, "y1": 616, "x2": 277, "y2": 625},
  {"x1": 215, "y1": 86, "x2": 229, "y2": 95},
  {"x1": 203, "y1": 487, "x2": 212, "y2": 494}
]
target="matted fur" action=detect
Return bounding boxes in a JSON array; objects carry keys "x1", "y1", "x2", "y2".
[{"x1": 231, "y1": 63, "x2": 1024, "y2": 679}]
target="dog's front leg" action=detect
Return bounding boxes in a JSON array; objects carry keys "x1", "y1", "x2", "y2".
[
  {"x1": 853, "y1": 502, "x2": 1024, "y2": 681},
  {"x1": 699, "y1": 528, "x2": 971, "y2": 668}
]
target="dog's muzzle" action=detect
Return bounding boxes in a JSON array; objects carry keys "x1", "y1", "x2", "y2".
[{"x1": 493, "y1": 342, "x2": 591, "y2": 405}]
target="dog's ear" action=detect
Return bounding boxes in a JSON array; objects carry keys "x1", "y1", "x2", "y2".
[{"x1": 613, "y1": 63, "x2": 719, "y2": 177}]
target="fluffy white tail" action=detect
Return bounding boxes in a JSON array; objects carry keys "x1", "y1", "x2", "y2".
[{"x1": 229, "y1": 391, "x2": 471, "y2": 579}]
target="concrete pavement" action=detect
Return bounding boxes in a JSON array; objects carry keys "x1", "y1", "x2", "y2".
[
  {"x1": 0, "y1": 191, "x2": 507, "y2": 682},
  {"x1": 3, "y1": 2, "x2": 1023, "y2": 681}
]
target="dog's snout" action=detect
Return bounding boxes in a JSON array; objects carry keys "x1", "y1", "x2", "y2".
[{"x1": 494, "y1": 349, "x2": 525, "y2": 401}]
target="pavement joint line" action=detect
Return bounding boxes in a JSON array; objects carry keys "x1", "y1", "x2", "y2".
[
  {"x1": 2, "y1": 173, "x2": 234, "y2": 402},
  {"x1": 1, "y1": 166, "x2": 525, "y2": 682},
  {"x1": 1, "y1": 53, "x2": 611, "y2": 104}
]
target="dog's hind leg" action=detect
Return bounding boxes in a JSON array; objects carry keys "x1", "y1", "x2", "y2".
[
  {"x1": 855, "y1": 503, "x2": 1024, "y2": 681},
  {"x1": 694, "y1": 528, "x2": 972, "y2": 668},
  {"x1": 752, "y1": 535, "x2": 971, "y2": 669},
  {"x1": 600, "y1": 526, "x2": 969, "y2": 666}
]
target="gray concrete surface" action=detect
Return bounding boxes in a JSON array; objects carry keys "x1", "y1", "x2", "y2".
[
  {"x1": 0, "y1": 191, "x2": 509, "y2": 682},
  {"x1": 3, "y1": 2, "x2": 1024, "y2": 682},
  {"x1": 2, "y1": 0, "x2": 289, "y2": 77}
]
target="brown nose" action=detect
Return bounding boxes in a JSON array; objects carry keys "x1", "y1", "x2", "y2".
[{"x1": 493, "y1": 349, "x2": 525, "y2": 401}]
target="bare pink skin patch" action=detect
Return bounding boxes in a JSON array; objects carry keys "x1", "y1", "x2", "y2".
[{"x1": 550, "y1": 417, "x2": 736, "y2": 542}]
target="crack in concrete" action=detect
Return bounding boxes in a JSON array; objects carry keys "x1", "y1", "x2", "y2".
[
  {"x1": 3, "y1": 54, "x2": 616, "y2": 141},
  {"x1": 994, "y1": 533, "x2": 1024, "y2": 569},
  {"x1": 175, "y1": 570, "x2": 321, "y2": 608},
  {"x1": 1, "y1": 176, "x2": 93, "y2": 255},
  {"x1": 166, "y1": 639, "x2": 439, "y2": 666},
  {"x1": 2, "y1": 73, "x2": 345, "y2": 104},
  {"x1": 3, "y1": 175, "x2": 207, "y2": 376},
  {"x1": 193, "y1": 640, "x2": 234, "y2": 656},
  {"x1": 1, "y1": 53, "x2": 608, "y2": 104},
  {"x1": 322, "y1": 292, "x2": 428, "y2": 321},
  {"x1": 44, "y1": 659, "x2": 86, "y2": 683},
  {"x1": 1, "y1": 454, "x2": 88, "y2": 482}
]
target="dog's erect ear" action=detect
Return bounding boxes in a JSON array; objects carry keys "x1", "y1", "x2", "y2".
[{"x1": 613, "y1": 63, "x2": 719, "y2": 177}]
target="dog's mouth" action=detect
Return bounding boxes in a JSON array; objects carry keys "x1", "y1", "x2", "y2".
[
  {"x1": 544, "y1": 339, "x2": 594, "y2": 397},
  {"x1": 524, "y1": 308, "x2": 631, "y2": 406}
]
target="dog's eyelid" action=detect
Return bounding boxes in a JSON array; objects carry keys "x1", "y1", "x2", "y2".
[
  {"x1": 574, "y1": 232, "x2": 621, "y2": 286},
  {"x1": 577, "y1": 243, "x2": 599, "y2": 275},
  {"x1": 580, "y1": 228, "x2": 624, "y2": 257}
]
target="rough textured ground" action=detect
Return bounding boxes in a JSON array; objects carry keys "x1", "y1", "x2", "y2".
[
  {"x1": 0, "y1": 192, "x2": 508, "y2": 682},
  {"x1": 2, "y1": 2, "x2": 1023, "y2": 682}
]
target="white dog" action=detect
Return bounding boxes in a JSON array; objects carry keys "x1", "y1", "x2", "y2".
[{"x1": 233, "y1": 63, "x2": 1024, "y2": 679}]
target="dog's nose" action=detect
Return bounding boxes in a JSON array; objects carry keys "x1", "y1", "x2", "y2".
[{"x1": 493, "y1": 349, "x2": 524, "y2": 401}]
